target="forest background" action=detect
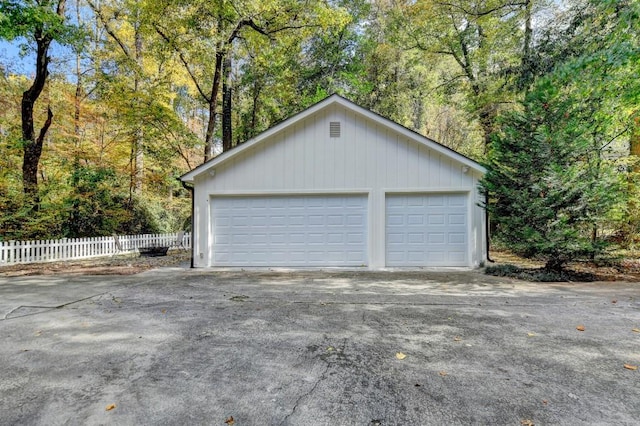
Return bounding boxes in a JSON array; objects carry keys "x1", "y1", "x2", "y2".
[{"x1": 0, "y1": 0, "x2": 638, "y2": 263}]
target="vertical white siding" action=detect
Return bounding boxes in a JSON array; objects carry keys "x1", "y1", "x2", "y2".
[{"x1": 192, "y1": 104, "x2": 484, "y2": 268}]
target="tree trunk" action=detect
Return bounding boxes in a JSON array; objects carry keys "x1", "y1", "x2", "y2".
[
  {"x1": 133, "y1": 20, "x2": 144, "y2": 195},
  {"x1": 204, "y1": 48, "x2": 224, "y2": 160},
  {"x1": 479, "y1": 107, "x2": 494, "y2": 149},
  {"x1": 250, "y1": 81, "x2": 261, "y2": 139},
  {"x1": 631, "y1": 113, "x2": 640, "y2": 172},
  {"x1": 21, "y1": 33, "x2": 53, "y2": 202},
  {"x1": 74, "y1": 47, "x2": 82, "y2": 146},
  {"x1": 627, "y1": 112, "x2": 640, "y2": 236},
  {"x1": 74, "y1": 0, "x2": 82, "y2": 164},
  {"x1": 222, "y1": 53, "x2": 232, "y2": 152},
  {"x1": 544, "y1": 257, "x2": 565, "y2": 273},
  {"x1": 20, "y1": 0, "x2": 67, "y2": 204},
  {"x1": 521, "y1": 0, "x2": 533, "y2": 91}
]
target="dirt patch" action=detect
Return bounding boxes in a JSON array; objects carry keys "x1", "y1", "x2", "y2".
[
  {"x1": 2, "y1": 249, "x2": 637, "y2": 281},
  {"x1": 0, "y1": 251, "x2": 190, "y2": 277},
  {"x1": 489, "y1": 250, "x2": 640, "y2": 282}
]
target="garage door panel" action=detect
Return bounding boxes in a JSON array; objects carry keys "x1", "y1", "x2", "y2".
[
  {"x1": 388, "y1": 196, "x2": 402, "y2": 206},
  {"x1": 347, "y1": 233, "x2": 363, "y2": 244},
  {"x1": 427, "y1": 233, "x2": 445, "y2": 244},
  {"x1": 326, "y1": 233, "x2": 344, "y2": 244},
  {"x1": 428, "y1": 214, "x2": 445, "y2": 225},
  {"x1": 428, "y1": 196, "x2": 445, "y2": 206},
  {"x1": 449, "y1": 233, "x2": 465, "y2": 244},
  {"x1": 386, "y1": 194, "x2": 468, "y2": 267},
  {"x1": 448, "y1": 197, "x2": 466, "y2": 207},
  {"x1": 346, "y1": 251, "x2": 364, "y2": 262},
  {"x1": 449, "y1": 214, "x2": 466, "y2": 225},
  {"x1": 407, "y1": 215, "x2": 424, "y2": 225},
  {"x1": 212, "y1": 195, "x2": 367, "y2": 266},
  {"x1": 346, "y1": 215, "x2": 364, "y2": 226},
  {"x1": 407, "y1": 233, "x2": 424, "y2": 244},
  {"x1": 408, "y1": 251, "x2": 425, "y2": 262},
  {"x1": 388, "y1": 214, "x2": 404, "y2": 226},
  {"x1": 214, "y1": 252, "x2": 230, "y2": 262},
  {"x1": 288, "y1": 215, "x2": 305, "y2": 226},
  {"x1": 427, "y1": 252, "x2": 446, "y2": 262},
  {"x1": 387, "y1": 233, "x2": 404, "y2": 244},
  {"x1": 449, "y1": 251, "x2": 466, "y2": 262},
  {"x1": 327, "y1": 215, "x2": 344, "y2": 226}
]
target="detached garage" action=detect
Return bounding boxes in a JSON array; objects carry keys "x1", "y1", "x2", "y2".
[{"x1": 180, "y1": 94, "x2": 486, "y2": 269}]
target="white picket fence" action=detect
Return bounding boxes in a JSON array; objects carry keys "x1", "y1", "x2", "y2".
[{"x1": 0, "y1": 232, "x2": 191, "y2": 266}]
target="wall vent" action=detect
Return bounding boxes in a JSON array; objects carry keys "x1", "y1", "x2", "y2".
[{"x1": 329, "y1": 121, "x2": 341, "y2": 138}]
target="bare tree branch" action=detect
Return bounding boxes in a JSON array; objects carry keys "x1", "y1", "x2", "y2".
[
  {"x1": 86, "y1": 0, "x2": 131, "y2": 59},
  {"x1": 435, "y1": 0, "x2": 528, "y2": 17},
  {"x1": 154, "y1": 25, "x2": 211, "y2": 103}
]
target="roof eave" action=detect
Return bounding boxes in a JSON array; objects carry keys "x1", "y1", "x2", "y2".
[{"x1": 180, "y1": 93, "x2": 486, "y2": 182}]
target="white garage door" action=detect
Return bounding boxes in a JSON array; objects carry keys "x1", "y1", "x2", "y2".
[
  {"x1": 386, "y1": 194, "x2": 468, "y2": 267},
  {"x1": 212, "y1": 195, "x2": 368, "y2": 266}
]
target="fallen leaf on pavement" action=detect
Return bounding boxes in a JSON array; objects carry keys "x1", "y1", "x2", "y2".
[
  {"x1": 576, "y1": 325, "x2": 585, "y2": 331},
  {"x1": 632, "y1": 328, "x2": 640, "y2": 333},
  {"x1": 105, "y1": 404, "x2": 116, "y2": 411},
  {"x1": 396, "y1": 352, "x2": 407, "y2": 360},
  {"x1": 161, "y1": 309, "x2": 166, "y2": 314},
  {"x1": 521, "y1": 420, "x2": 534, "y2": 426},
  {"x1": 453, "y1": 336, "x2": 462, "y2": 341},
  {"x1": 611, "y1": 299, "x2": 617, "y2": 304},
  {"x1": 623, "y1": 364, "x2": 638, "y2": 370},
  {"x1": 527, "y1": 332, "x2": 536, "y2": 337},
  {"x1": 542, "y1": 400, "x2": 548, "y2": 405},
  {"x1": 225, "y1": 416, "x2": 235, "y2": 425},
  {"x1": 229, "y1": 295, "x2": 249, "y2": 302},
  {"x1": 327, "y1": 346, "x2": 334, "y2": 352},
  {"x1": 439, "y1": 371, "x2": 447, "y2": 376}
]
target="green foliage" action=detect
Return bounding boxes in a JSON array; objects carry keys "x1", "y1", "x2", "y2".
[
  {"x1": 0, "y1": 183, "x2": 63, "y2": 240},
  {"x1": 0, "y1": 0, "x2": 72, "y2": 41},
  {"x1": 481, "y1": 74, "x2": 626, "y2": 270},
  {"x1": 61, "y1": 166, "x2": 190, "y2": 237},
  {"x1": 62, "y1": 166, "x2": 125, "y2": 237},
  {"x1": 0, "y1": 0, "x2": 638, "y2": 249},
  {"x1": 481, "y1": 0, "x2": 640, "y2": 268}
]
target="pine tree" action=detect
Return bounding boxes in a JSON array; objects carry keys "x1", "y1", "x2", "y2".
[{"x1": 481, "y1": 77, "x2": 623, "y2": 271}]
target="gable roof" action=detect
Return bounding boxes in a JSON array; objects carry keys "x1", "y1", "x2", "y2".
[{"x1": 180, "y1": 94, "x2": 485, "y2": 183}]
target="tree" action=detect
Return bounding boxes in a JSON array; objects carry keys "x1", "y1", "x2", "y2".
[
  {"x1": 0, "y1": 0, "x2": 75, "y2": 204},
  {"x1": 528, "y1": 0, "x2": 640, "y2": 245},
  {"x1": 399, "y1": 0, "x2": 547, "y2": 146},
  {"x1": 87, "y1": 0, "x2": 151, "y2": 195},
  {"x1": 87, "y1": 0, "x2": 200, "y2": 197},
  {"x1": 480, "y1": 76, "x2": 625, "y2": 271},
  {"x1": 154, "y1": 0, "x2": 349, "y2": 159}
]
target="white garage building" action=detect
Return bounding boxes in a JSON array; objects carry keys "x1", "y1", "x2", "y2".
[{"x1": 180, "y1": 95, "x2": 487, "y2": 269}]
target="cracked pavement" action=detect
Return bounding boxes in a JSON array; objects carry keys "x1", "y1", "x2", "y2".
[{"x1": 1, "y1": 269, "x2": 639, "y2": 425}]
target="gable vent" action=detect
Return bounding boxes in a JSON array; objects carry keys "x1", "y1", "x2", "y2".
[{"x1": 329, "y1": 121, "x2": 341, "y2": 138}]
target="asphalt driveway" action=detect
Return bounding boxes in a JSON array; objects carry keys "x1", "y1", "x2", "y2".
[{"x1": 1, "y1": 268, "x2": 639, "y2": 425}]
